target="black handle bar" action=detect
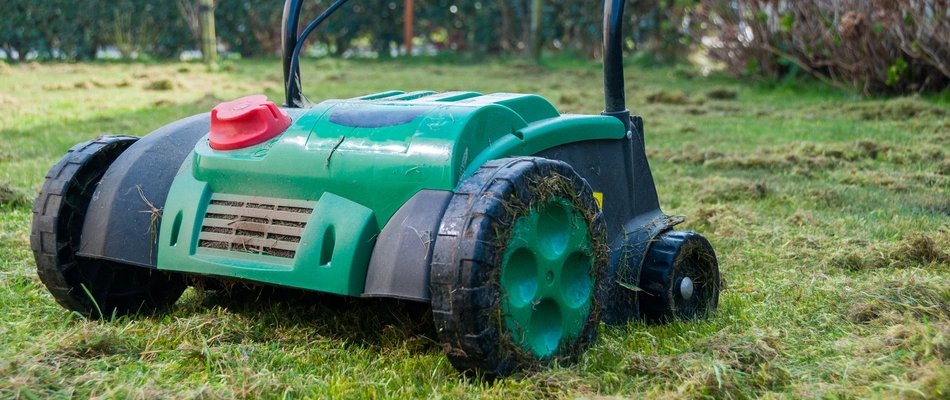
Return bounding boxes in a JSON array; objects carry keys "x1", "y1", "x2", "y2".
[{"x1": 281, "y1": 0, "x2": 631, "y2": 131}]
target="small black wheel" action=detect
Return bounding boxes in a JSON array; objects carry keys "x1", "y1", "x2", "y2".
[
  {"x1": 638, "y1": 230, "x2": 720, "y2": 322},
  {"x1": 30, "y1": 136, "x2": 185, "y2": 318},
  {"x1": 431, "y1": 157, "x2": 608, "y2": 377}
]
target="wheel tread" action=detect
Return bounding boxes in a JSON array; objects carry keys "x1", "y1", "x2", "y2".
[{"x1": 31, "y1": 135, "x2": 185, "y2": 317}]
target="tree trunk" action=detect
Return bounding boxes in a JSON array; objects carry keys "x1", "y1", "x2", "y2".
[
  {"x1": 175, "y1": 0, "x2": 201, "y2": 47},
  {"x1": 404, "y1": 0, "x2": 414, "y2": 55},
  {"x1": 2, "y1": 44, "x2": 17, "y2": 62},
  {"x1": 498, "y1": 1, "x2": 511, "y2": 51},
  {"x1": 530, "y1": 0, "x2": 543, "y2": 62},
  {"x1": 334, "y1": 37, "x2": 346, "y2": 56},
  {"x1": 200, "y1": 0, "x2": 218, "y2": 70}
]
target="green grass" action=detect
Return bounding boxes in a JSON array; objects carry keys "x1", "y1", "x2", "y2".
[{"x1": 1, "y1": 57, "x2": 949, "y2": 398}]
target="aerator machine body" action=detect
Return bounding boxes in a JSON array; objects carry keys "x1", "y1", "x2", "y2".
[{"x1": 31, "y1": 0, "x2": 720, "y2": 377}]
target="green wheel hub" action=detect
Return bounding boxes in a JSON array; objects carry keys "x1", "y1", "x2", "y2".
[
  {"x1": 431, "y1": 157, "x2": 605, "y2": 377},
  {"x1": 501, "y1": 197, "x2": 594, "y2": 358}
]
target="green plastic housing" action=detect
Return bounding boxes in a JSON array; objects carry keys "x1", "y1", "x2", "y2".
[{"x1": 157, "y1": 91, "x2": 624, "y2": 295}]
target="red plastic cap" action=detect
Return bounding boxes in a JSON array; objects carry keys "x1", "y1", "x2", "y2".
[{"x1": 209, "y1": 95, "x2": 291, "y2": 150}]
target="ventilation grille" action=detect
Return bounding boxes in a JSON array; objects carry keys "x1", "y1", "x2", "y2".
[{"x1": 198, "y1": 193, "x2": 316, "y2": 259}]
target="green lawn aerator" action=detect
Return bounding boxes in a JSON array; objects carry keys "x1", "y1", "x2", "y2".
[{"x1": 30, "y1": 0, "x2": 720, "y2": 377}]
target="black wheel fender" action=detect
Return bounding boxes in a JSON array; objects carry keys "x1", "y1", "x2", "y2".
[
  {"x1": 602, "y1": 216, "x2": 720, "y2": 325},
  {"x1": 601, "y1": 214, "x2": 681, "y2": 325},
  {"x1": 77, "y1": 113, "x2": 210, "y2": 268},
  {"x1": 363, "y1": 189, "x2": 454, "y2": 302}
]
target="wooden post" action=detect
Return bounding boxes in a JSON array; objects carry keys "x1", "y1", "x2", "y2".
[
  {"x1": 200, "y1": 0, "x2": 218, "y2": 70},
  {"x1": 530, "y1": 0, "x2": 543, "y2": 62},
  {"x1": 404, "y1": 0, "x2": 414, "y2": 56}
]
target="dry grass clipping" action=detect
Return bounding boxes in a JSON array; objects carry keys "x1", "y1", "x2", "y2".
[
  {"x1": 653, "y1": 139, "x2": 945, "y2": 173},
  {"x1": 646, "y1": 90, "x2": 703, "y2": 106},
  {"x1": 705, "y1": 88, "x2": 738, "y2": 100},
  {"x1": 827, "y1": 232, "x2": 950, "y2": 272},
  {"x1": 0, "y1": 184, "x2": 29, "y2": 207},
  {"x1": 146, "y1": 78, "x2": 178, "y2": 91}
]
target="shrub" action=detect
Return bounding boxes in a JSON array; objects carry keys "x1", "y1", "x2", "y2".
[{"x1": 694, "y1": 0, "x2": 950, "y2": 94}]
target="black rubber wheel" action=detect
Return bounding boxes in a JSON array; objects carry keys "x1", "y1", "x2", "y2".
[
  {"x1": 30, "y1": 136, "x2": 186, "y2": 318},
  {"x1": 638, "y1": 230, "x2": 720, "y2": 323},
  {"x1": 431, "y1": 157, "x2": 608, "y2": 378}
]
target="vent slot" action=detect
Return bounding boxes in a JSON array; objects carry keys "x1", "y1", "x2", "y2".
[{"x1": 198, "y1": 194, "x2": 316, "y2": 259}]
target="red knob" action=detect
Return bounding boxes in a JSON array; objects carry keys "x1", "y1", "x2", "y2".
[{"x1": 209, "y1": 95, "x2": 291, "y2": 150}]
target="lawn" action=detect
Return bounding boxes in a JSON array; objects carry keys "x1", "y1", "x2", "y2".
[{"x1": 0, "y1": 57, "x2": 948, "y2": 398}]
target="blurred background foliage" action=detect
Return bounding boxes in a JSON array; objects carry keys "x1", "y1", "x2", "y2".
[{"x1": 1, "y1": 0, "x2": 948, "y2": 95}]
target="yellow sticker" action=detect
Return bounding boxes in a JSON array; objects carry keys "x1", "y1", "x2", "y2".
[{"x1": 593, "y1": 192, "x2": 603, "y2": 209}]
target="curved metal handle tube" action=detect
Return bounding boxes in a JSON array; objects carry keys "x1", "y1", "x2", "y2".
[
  {"x1": 283, "y1": 0, "x2": 630, "y2": 116},
  {"x1": 282, "y1": 0, "x2": 350, "y2": 108},
  {"x1": 601, "y1": 0, "x2": 632, "y2": 136},
  {"x1": 282, "y1": 0, "x2": 304, "y2": 107},
  {"x1": 603, "y1": 0, "x2": 626, "y2": 114}
]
